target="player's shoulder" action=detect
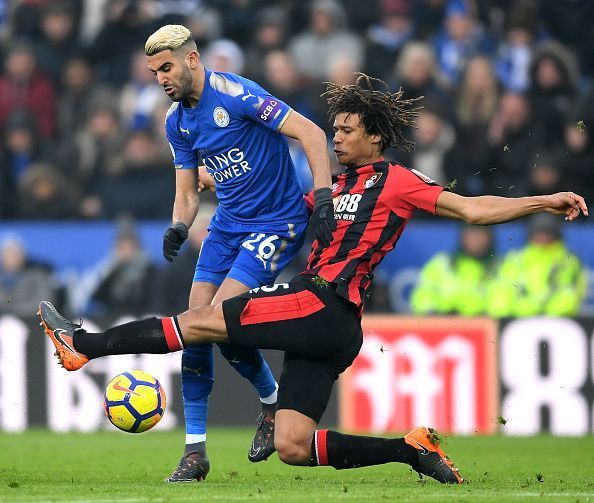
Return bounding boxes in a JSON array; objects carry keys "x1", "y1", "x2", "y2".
[
  {"x1": 391, "y1": 163, "x2": 441, "y2": 187},
  {"x1": 208, "y1": 70, "x2": 263, "y2": 100},
  {"x1": 164, "y1": 102, "x2": 181, "y2": 126}
]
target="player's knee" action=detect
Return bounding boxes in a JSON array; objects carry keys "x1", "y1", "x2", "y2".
[{"x1": 274, "y1": 435, "x2": 310, "y2": 466}]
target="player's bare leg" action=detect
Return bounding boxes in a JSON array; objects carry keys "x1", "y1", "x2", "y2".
[{"x1": 274, "y1": 409, "x2": 317, "y2": 465}]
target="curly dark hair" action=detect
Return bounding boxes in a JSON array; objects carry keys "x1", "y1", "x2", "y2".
[{"x1": 321, "y1": 73, "x2": 422, "y2": 153}]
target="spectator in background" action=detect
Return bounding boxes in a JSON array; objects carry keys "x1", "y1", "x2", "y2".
[
  {"x1": 151, "y1": 0, "x2": 203, "y2": 26},
  {"x1": 365, "y1": 0, "x2": 415, "y2": 82},
  {"x1": 219, "y1": 0, "x2": 262, "y2": 46},
  {"x1": 486, "y1": 92, "x2": 539, "y2": 196},
  {"x1": 525, "y1": 152, "x2": 567, "y2": 199},
  {"x1": 432, "y1": 0, "x2": 494, "y2": 87},
  {"x1": 148, "y1": 98, "x2": 177, "y2": 158},
  {"x1": 413, "y1": 0, "x2": 446, "y2": 39},
  {"x1": 56, "y1": 55, "x2": 114, "y2": 145},
  {"x1": 410, "y1": 101, "x2": 455, "y2": 188},
  {"x1": 150, "y1": 204, "x2": 216, "y2": 315},
  {"x1": 391, "y1": 41, "x2": 447, "y2": 103},
  {"x1": 487, "y1": 213, "x2": 587, "y2": 317},
  {"x1": 262, "y1": 50, "x2": 319, "y2": 126},
  {"x1": 528, "y1": 41, "x2": 579, "y2": 149},
  {"x1": 447, "y1": 55, "x2": 499, "y2": 195},
  {"x1": 289, "y1": 0, "x2": 364, "y2": 81},
  {"x1": 559, "y1": 117, "x2": 594, "y2": 204},
  {"x1": 0, "y1": 234, "x2": 58, "y2": 318},
  {"x1": 0, "y1": 157, "x2": 10, "y2": 218},
  {"x1": 89, "y1": 218, "x2": 154, "y2": 317},
  {"x1": 16, "y1": 162, "x2": 79, "y2": 220},
  {"x1": 0, "y1": 43, "x2": 56, "y2": 138},
  {"x1": 202, "y1": 38, "x2": 244, "y2": 74},
  {"x1": 119, "y1": 49, "x2": 167, "y2": 130},
  {"x1": 539, "y1": 0, "x2": 594, "y2": 79},
  {"x1": 244, "y1": 7, "x2": 288, "y2": 82},
  {"x1": 0, "y1": 110, "x2": 55, "y2": 217},
  {"x1": 61, "y1": 104, "x2": 125, "y2": 218},
  {"x1": 455, "y1": 56, "x2": 499, "y2": 131},
  {"x1": 34, "y1": 2, "x2": 80, "y2": 86},
  {"x1": 411, "y1": 225, "x2": 499, "y2": 316},
  {"x1": 97, "y1": 128, "x2": 174, "y2": 219},
  {"x1": 84, "y1": 0, "x2": 153, "y2": 87},
  {"x1": 0, "y1": 0, "x2": 9, "y2": 42},
  {"x1": 494, "y1": 0, "x2": 538, "y2": 92},
  {"x1": 184, "y1": 5, "x2": 222, "y2": 48}
]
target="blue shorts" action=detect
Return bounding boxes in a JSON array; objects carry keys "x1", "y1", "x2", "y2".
[{"x1": 194, "y1": 219, "x2": 307, "y2": 289}]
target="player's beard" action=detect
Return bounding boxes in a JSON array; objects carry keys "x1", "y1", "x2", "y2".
[{"x1": 170, "y1": 66, "x2": 194, "y2": 102}]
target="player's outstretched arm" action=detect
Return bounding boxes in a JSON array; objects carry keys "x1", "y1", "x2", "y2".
[{"x1": 435, "y1": 191, "x2": 589, "y2": 225}]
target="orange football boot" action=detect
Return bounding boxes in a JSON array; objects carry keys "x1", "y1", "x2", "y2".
[
  {"x1": 38, "y1": 301, "x2": 89, "y2": 371},
  {"x1": 404, "y1": 426, "x2": 463, "y2": 484}
]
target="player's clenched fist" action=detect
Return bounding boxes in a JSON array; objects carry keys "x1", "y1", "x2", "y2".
[
  {"x1": 310, "y1": 187, "x2": 337, "y2": 247},
  {"x1": 163, "y1": 222, "x2": 189, "y2": 262}
]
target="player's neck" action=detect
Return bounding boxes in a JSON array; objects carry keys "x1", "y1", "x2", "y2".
[
  {"x1": 345, "y1": 155, "x2": 384, "y2": 170},
  {"x1": 185, "y1": 64, "x2": 206, "y2": 108}
]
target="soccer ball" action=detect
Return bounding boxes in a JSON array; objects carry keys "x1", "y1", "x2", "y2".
[{"x1": 104, "y1": 370, "x2": 166, "y2": 433}]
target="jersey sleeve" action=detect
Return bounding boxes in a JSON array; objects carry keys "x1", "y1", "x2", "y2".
[
  {"x1": 165, "y1": 113, "x2": 198, "y2": 170},
  {"x1": 216, "y1": 74, "x2": 293, "y2": 132},
  {"x1": 392, "y1": 166, "x2": 445, "y2": 215}
]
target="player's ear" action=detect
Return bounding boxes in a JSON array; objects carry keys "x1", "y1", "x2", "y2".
[
  {"x1": 369, "y1": 133, "x2": 381, "y2": 146},
  {"x1": 187, "y1": 50, "x2": 199, "y2": 69}
]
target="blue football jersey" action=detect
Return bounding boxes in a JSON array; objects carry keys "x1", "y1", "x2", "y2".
[{"x1": 165, "y1": 68, "x2": 308, "y2": 228}]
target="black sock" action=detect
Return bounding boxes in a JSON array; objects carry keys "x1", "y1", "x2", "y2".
[
  {"x1": 309, "y1": 430, "x2": 419, "y2": 470},
  {"x1": 73, "y1": 317, "x2": 185, "y2": 359},
  {"x1": 185, "y1": 441, "x2": 206, "y2": 456}
]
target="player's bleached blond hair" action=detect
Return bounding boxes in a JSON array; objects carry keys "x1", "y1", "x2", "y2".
[{"x1": 145, "y1": 25, "x2": 195, "y2": 56}]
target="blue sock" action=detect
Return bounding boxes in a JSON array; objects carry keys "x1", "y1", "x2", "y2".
[
  {"x1": 181, "y1": 344, "x2": 214, "y2": 444},
  {"x1": 217, "y1": 343, "x2": 278, "y2": 400}
]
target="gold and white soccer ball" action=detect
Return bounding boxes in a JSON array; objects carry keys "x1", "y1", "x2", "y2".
[{"x1": 104, "y1": 370, "x2": 166, "y2": 433}]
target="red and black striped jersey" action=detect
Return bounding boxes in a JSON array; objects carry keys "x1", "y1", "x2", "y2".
[{"x1": 303, "y1": 160, "x2": 444, "y2": 312}]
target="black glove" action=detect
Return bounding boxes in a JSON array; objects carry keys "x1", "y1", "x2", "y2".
[
  {"x1": 163, "y1": 222, "x2": 189, "y2": 262},
  {"x1": 309, "y1": 187, "x2": 337, "y2": 248}
]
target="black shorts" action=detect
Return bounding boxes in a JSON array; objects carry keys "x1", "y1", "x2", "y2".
[{"x1": 222, "y1": 274, "x2": 362, "y2": 422}]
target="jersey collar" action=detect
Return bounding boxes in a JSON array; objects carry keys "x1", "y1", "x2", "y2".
[{"x1": 343, "y1": 158, "x2": 389, "y2": 177}]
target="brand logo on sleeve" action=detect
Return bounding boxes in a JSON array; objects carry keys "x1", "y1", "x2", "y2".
[
  {"x1": 213, "y1": 107, "x2": 230, "y2": 127},
  {"x1": 257, "y1": 97, "x2": 282, "y2": 123}
]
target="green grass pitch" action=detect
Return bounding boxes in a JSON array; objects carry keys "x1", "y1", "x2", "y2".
[{"x1": 1, "y1": 429, "x2": 593, "y2": 502}]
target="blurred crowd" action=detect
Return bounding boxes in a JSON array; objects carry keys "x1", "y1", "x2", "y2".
[
  {"x1": 1, "y1": 0, "x2": 594, "y2": 221},
  {"x1": 0, "y1": 0, "x2": 592, "y2": 316}
]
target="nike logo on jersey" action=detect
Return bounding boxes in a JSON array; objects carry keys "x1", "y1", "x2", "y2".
[
  {"x1": 53, "y1": 329, "x2": 80, "y2": 358},
  {"x1": 411, "y1": 439, "x2": 430, "y2": 455},
  {"x1": 179, "y1": 126, "x2": 190, "y2": 134},
  {"x1": 112, "y1": 379, "x2": 141, "y2": 396},
  {"x1": 241, "y1": 90, "x2": 256, "y2": 101}
]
